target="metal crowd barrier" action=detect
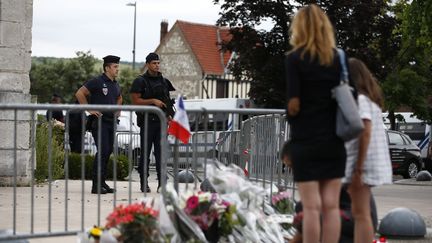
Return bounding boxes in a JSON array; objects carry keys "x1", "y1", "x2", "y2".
[
  {"x1": 0, "y1": 104, "x2": 291, "y2": 241},
  {"x1": 0, "y1": 104, "x2": 167, "y2": 240},
  {"x1": 168, "y1": 109, "x2": 294, "y2": 198}
]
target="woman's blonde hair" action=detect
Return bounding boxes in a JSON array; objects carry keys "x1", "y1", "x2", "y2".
[
  {"x1": 289, "y1": 4, "x2": 336, "y2": 66},
  {"x1": 348, "y1": 58, "x2": 384, "y2": 108}
]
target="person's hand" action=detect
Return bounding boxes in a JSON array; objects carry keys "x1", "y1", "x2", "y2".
[
  {"x1": 287, "y1": 98, "x2": 300, "y2": 116},
  {"x1": 282, "y1": 155, "x2": 292, "y2": 167},
  {"x1": 114, "y1": 110, "x2": 121, "y2": 118},
  {"x1": 89, "y1": 110, "x2": 102, "y2": 117},
  {"x1": 351, "y1": 168, "x2": 363, "y2": 188},
  {"x1": 153, "y1": 99, "x2": 166, "y2": 108}
]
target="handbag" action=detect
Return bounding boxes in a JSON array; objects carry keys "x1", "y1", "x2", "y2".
[{"x1": 331, "y1": 49, "x2": 364, "y2": 141}]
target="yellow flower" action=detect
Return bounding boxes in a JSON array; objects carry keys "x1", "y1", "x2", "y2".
[{"x1": 89, "y1": 226, "x2": 103, "y2": 238}]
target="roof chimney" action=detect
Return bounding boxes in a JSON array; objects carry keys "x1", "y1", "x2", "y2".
[{"x1": 160, "y1": 20, "x2": 168, "y2": 42}]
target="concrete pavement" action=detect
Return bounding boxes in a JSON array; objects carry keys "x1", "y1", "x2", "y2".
[{"x1": 1, "y1": 173, "x2": 431, "y2": 242}]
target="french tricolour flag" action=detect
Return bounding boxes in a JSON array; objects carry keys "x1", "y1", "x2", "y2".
[{"x1": 168, "y1": 95, "x2": 191, "y2": 144}]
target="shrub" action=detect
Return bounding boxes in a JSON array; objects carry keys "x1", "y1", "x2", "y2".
[
  {"x1": 35, "y1": 121, "x2": 65, "y2": 182},
  {"x1": 67, "y1": 153, "x2": 130, "y2": 180}
]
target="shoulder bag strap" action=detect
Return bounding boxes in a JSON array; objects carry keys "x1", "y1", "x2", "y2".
[{"x1": 337, "y1": 48, "x2": 349, "y2": 84}]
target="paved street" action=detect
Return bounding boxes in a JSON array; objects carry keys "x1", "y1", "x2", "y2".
[
  {"x1": 372, "y1": 179, "x2": 432, "y2": 243},
  {"x1": 0, "y1": 174, "x2": 431, "y2": 243}
]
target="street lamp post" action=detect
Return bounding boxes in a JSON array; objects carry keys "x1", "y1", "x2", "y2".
[{"x1": 126, "y1": 2, "x2": 137, "y2": 70}]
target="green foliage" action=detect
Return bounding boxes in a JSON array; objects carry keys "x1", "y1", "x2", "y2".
[
  {"x1": 35, "y1": 121, "x2": 65, "y2": 182},
  {"x1": 35, "y1": 120, "x2": 130, "y2": 181},
  {"x1": 66, "y1": 153, "x2": 130, "y2": 180},
  {"x1": 30, "y1": 51, "x2": 141, "y2": 105},
  {"x1": 382, "y1": 0, "x2": 432, "y2": 126},
  {"x1": 118, "y1": 67, "x2": 141, "y2": 105},
  {"x1": 214, "y1": 0, "x2": 400, "y2": 108},
  {"x1": 30, "y1": 51, "x2": 98, "y2": 103},
  {"x1": 402, "y1": 0, "x2": 432, "y2": 49},
  {"x1": 215, "y1": 0, "x2": 292, "y2": 108}
]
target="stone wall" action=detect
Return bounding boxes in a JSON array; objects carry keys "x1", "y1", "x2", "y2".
[
  {"x1": 158, "y1": 28, "x2": 202, "y2": 99},
  {"x1": 0, "y1": 0, "x2": 33, "y2": 185}
]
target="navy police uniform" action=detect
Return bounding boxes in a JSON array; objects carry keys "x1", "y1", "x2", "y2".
[
  {"x1": 84, "y1": 55, "x2": 121, "y2": 194},
  {"x1": 130, "y1": 53, "x2": 175, "y2": 192}
]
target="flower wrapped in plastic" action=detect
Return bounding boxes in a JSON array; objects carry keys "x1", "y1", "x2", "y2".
[
  {"x1": 272, "y1": 190, "x2": 295, "y2": 214},
  {"x1": 161, "y1": 184, "x2": 208, "y2": 243},
  {"x1": 204, "y1": 160, "x2": 286, "y2": 242},
  {"x1": 183, "y1": 192, "x2": 242, "y2": 242},
  {"x1": 104, "y1": 201, "x2": 163, "y2": 243}
]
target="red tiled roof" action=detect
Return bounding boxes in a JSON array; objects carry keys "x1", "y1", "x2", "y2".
[{"x1": 175, "y1": 20, "x2": 232, "y2": 75}]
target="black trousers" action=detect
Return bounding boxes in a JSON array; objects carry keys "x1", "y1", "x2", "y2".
[
  {"x1": 69, "y1": 131, "x2": 83, "y2": 153},
  {"x1": 91, "y1": 120, "x2": 114, "y2": 187},
  {"x1": 138, "y1": 120, "x2": 161, "y2": 186}
]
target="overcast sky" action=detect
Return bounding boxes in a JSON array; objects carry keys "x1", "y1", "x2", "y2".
[{"x1": 32, "y1": 0, "x2": 221, "y2": 62}]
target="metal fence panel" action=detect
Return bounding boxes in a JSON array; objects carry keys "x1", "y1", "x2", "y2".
[{"x1": 0, "y1": 104, "x2": 291, "y2": 240}]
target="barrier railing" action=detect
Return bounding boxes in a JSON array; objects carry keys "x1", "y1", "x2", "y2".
[
  {"x1": 0, "y1": 104, "x2": 291, "y2": 240},
  {"x1": 168, "y1": 109, "x2": 294, "y2": 199},
  {"x1": 0, "y1": 104, "x2": 167, "y2": 240}
]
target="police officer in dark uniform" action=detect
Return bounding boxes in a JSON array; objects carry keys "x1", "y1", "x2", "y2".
[
  {"x1": 130, "y1": 52, "x2": 175, "y2": 193},
  {"x1": 46, "y1": 94, "x2": 64, "y2": 123},
  {"x1": 75, "y1": 55, "x2": 123, "y2": 194}
]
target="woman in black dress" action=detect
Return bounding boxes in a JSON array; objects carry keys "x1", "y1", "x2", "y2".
[{"x1": 286, "y1": 4, "x2": 346, "y2": 243}]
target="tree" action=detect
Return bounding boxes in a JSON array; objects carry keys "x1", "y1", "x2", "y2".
[
  {"x1": 30, "y1": 51, "x2": 140, "y2": 104},
  {"x1": 214, "y1": 0, "x2": 401, "y2": 109},
  {"x1": 382, "y1": 0, "x2": 432, "y2": 127},
  {"x1": 214, "y1": 0, "x2": 293, "y2": 108},
  {"x1": 30, "y1": 51, "x2": 98, "y2": 103},
  {"x1": 117, "y1": 67, "x2": 140, "y2": 105}
]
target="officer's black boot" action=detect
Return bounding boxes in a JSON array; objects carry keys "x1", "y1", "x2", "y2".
[
  {"x1": 139, "y1": 174, "x2": 151, "y2": 193},
  {"x1": 157, "y1": 181, "x2": 161, "y2": 193},
  {"x1": 91, "y1": 180, "x2": 107, "y2": 194},
  {"x1": 102, "y1": 181, "x2": 115, "y2": 193}
]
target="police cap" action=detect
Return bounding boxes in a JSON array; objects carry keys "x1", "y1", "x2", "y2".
[
  {"x1": 146, "y1": 52, "x2": 159, "y2": 63},
  {"x1": 103, "y1": 55, "x2": 120, "y2": 64}
]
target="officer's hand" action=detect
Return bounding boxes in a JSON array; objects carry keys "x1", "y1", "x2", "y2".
[
  {"x1": 89, "y1": 110, "x2": 102, "y2": 117},
  {"x1": 153, "y1": 99, "x2": 166, "y2": 108}
]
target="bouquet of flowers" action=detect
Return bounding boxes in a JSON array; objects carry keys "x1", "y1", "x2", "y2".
[
  {"x1": 270, "y1": 190, "x2": 296, "y2": 239},
  {"x1": 205, "y1": 161, "x2": 286, "y2": 242},
  {"x1": 183, "y1": 192, "x2": 241, "y2": 242},
  {"x1": 104, "y1": 201, "x2": 163, "y2": 243},
  {"x1": 272, "y1": 191, "x2": 295, "y2": 215}
]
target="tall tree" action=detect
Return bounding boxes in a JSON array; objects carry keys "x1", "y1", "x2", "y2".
[
  {"x1": 30, "y1": 51, "x2": 98, "y2": 103},
  {"x1": 214, "y1": 0, "x2": 400, "y2": 108},
  {"x1": 30, "y1": 51, "x2": 140, "y2": 104},
  {"x1": 382, "y1": 0, "x2": 432, "y2": 127},
  {"x1": 214, "y1": 0, "x2": 293, "y2": 108}
]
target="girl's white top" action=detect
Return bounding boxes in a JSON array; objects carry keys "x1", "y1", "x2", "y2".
[{"x1": 344, "y1": 94, "x2": 392, "y2": 186}]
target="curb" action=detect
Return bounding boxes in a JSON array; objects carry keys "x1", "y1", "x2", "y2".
[{"x1": 393, "y1": 179, "x2": 432, "y2": 186}]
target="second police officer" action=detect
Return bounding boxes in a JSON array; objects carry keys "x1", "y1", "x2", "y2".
[
  {"x1": 75, "y1": 55, "x2": 123, "y2": 194},
  {"x1": 130, "y1": 52, "x2": 175, "y2": 193}
]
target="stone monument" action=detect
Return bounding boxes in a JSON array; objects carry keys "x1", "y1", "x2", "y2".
[{"x1": 0, "y1": 0, "x2": 33, "y2": 185}]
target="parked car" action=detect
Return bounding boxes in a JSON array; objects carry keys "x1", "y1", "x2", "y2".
[{"x1": 386, "y1": 130, "x2": 422, "y2": 178}]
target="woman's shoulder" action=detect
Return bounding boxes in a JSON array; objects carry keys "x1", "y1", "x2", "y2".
[
  {"x1": 358, "y1": 94, "x2": 381, "y2": 111},
  {"x1": 286, "y1": 48, "x2": 303, "y2": 58}
]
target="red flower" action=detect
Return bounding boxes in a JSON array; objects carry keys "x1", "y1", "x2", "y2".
[
  {"x1": 105, "y1": 202, "x2": 159, "y2": 229},
  {"x1": 186, "y1": 195, "x2": 199, "y2": 210}
]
